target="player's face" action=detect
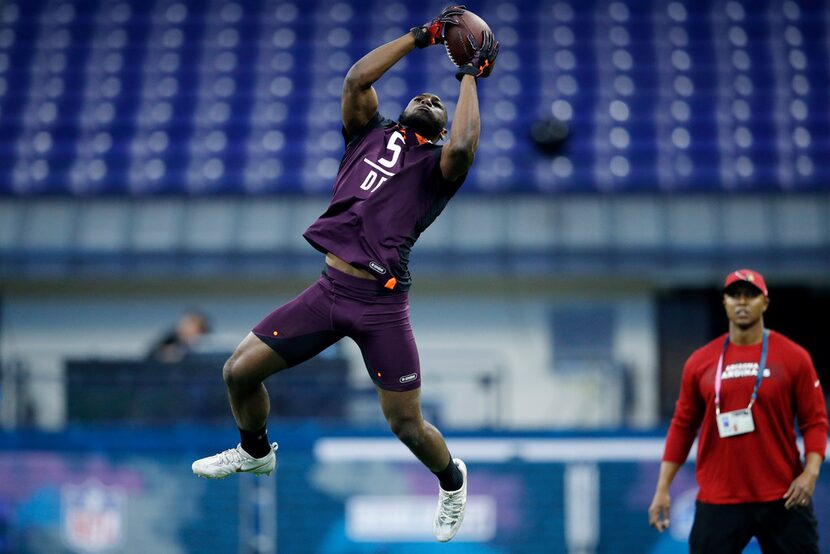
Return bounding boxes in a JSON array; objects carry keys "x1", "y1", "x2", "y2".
[
  {"x1": 399, "y1": 93, "x2": 447, "y2": 140},
  {"x1": 723, "y1": 284, "x2": 768, "y2": 329}
]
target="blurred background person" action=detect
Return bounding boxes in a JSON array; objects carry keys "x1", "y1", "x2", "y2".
[
  {"x1": 649, "y1": 269, "x2": 828, "y2": 553},
  {"x1": 147, "y1": 309, "x2": 212, "y2": 363}
]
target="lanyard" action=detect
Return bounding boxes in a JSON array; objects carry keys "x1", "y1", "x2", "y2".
[{"x1": 714, "y1": 329, "x2": 769, "y2": 415}]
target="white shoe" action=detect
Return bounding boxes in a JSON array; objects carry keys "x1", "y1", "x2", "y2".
[
  {"x1": 433, "y1": 458, "x2": 467, "y2": 542},
  {"x1": 192, "y1": 442, "x2": 278, "y2": 479}
]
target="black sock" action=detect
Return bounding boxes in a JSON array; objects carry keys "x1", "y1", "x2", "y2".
[
  {"x1": 433, "y1": 457, "x2": 463, "y2": 491},
  {"x1": 239, "y1": 426, "x2": 270, "y2": 458}
]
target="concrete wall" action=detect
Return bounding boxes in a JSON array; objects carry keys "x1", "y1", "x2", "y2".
[{"x1": 1, "y1": 278, "x2": 657, "y2": 430}]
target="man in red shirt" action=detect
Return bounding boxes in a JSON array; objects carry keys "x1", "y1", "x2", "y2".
[{"x1": 648, "y1": 269, "x2": 828, "y2": 553}]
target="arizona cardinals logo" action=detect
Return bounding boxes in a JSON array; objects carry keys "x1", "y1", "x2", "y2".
[{"x1": 735, "y1": 270, "x2": 754, "y2": 282}]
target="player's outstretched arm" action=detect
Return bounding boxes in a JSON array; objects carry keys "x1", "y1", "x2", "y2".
[
  {"x1": 342, "y1": 7, "x2": 465, "y2": 136},
  {"x1": 440, "y1": 74, "x2": 479, "y2": 182},
  {"x1": 342, "y1": 34, "x2": 415, "y2": 136},
  {"x1": 440, "y1": 30, "x2": 499, "y2": 182}
]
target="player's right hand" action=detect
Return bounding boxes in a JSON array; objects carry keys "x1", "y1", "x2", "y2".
[
  {"x1": 411, "y1": 5, "x2": 466, "y2": 49},
  {"x1": 647, "y1": 490, "x2": 671, "y2": 533}
]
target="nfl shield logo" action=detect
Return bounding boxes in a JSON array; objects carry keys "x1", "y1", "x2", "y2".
[{"x1": 62, "y1": 480, "x2": 127, "y2": 552}]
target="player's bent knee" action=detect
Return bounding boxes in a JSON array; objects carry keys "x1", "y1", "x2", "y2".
[
  {"x1": 222, "y1": 357, "x2": 239, "y2": 388},
  {"x1": 222, "y1": 355, "x2": 256, "y2": 391},
  {"x1": 387, "y1": 415, "x2": 424, "y2": 447}
]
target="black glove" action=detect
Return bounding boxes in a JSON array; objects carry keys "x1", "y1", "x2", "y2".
[
  {"x1": 411, "y1": 5, "x2": 466, "y2": 49},
  {"x1": 456, "y1": 30, "x2": 499, "y2": 80}
]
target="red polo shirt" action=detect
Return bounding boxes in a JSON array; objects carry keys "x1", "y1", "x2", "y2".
[{"x1": 663, "y1": 330, "x2": 828, "y2": 504}]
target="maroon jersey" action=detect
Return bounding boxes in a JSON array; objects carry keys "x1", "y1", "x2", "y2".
[{"x1": 303, "y1": 113, "x2": 465, "y2": 291}]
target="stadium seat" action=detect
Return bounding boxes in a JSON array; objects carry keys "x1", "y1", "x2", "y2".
[{"x1": 0, "y1": 0, "x2": 827, "y2": 195}]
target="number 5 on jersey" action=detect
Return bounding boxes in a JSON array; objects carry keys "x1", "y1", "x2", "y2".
[{"x1": 360, "y1": 131, "x2": 404, "y2": 192}]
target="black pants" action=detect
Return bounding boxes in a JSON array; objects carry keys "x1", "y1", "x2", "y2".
[{"x1": 689, "y1": 500, "x2": 819, "y2": 554}]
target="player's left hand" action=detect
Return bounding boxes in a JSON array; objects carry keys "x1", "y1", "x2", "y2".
[
  {"x1": 411, "y1": 5, "x2": 466, "y2": 49},
  {"x1": 455, "y1": 30, "x2": 499, "y2": 81},
  {"x1": 782, "y1": 469, "x2": 817, "y2": 509}
]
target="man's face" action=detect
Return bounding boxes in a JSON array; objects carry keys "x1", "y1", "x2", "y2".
[
  {"x1": 723, "y1": 283, "x2": 769, "y2": 329},
  {"x1": 178, "y1": 314, "x2": 207, "y2": 341},
  {"x1": 398, "y1": 93, "x2": 447, "y2": 141}
]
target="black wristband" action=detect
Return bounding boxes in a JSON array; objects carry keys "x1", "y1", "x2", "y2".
[
  {"x1": 455, "y1": 65, "x2": 479, "y2": 81},
  {"x1": 411, "y1": 26, "x2": 429, "y2": 49}
]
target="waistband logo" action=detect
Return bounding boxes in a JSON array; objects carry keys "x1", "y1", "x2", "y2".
[{"x1": 368, "y1": 261, "x2": 387, "y2": 274}]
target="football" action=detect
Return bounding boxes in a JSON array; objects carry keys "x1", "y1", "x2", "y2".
[{"x1": 443, "y1": 10, "x2": 493, "y2": 67}]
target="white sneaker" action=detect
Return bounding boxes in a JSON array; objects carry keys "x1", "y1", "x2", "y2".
[
  {"x1": 192, "y1": 443, "x2": 278, "y2": 479},
  {"x1": 433, "y1": 458, "x2": 467, "y2": 542}
]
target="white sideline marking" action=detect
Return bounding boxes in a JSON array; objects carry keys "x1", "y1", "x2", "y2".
[
  {"x1": 314, "y1": 437, "x2": 827, "y2": 463},
  {"x1": 314, "y1": 437, "x2": 689, "y2": 463}
]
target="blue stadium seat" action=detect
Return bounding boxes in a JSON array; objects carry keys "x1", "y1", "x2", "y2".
[{"x1": 0, "y1": 0, "x2": 828, "y2": 195}]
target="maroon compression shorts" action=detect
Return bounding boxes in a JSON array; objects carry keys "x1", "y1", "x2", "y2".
[{"x1": 252, "y1": 265, "x2": 421, "y2": 392}]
